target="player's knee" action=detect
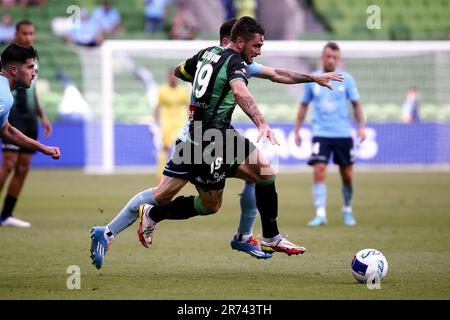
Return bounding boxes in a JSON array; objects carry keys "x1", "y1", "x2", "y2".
[
  {"x1": 153, "y1": 191, "x2": 173, "y2": 205},
  {"x1": 15, "y1": 163, "x2": 30, "y2": 177},
  {"x1": 314, "y1": 164, "x2": 327, "y2": 181},
  {"x1": 203, "y1": 202, "x2": 221, "y2": 214},
  {"x1": 2, "y1": 159, "x2": 16, "y2": 174}
]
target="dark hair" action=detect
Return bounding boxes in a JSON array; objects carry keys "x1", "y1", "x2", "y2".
[
  {"x1": 220, "y1": 18, "x2": 237, "y2": 42},
  {"x1": 16, "y1": 20, "x2": 34, "y2": 32},
  {"x1": 1, "y1": 43, "x2": 36, "y2": 69},
  {"x1": 230, "y1": 16, "x2": 265, "y2": 42},
  {"x1": 323, "y1": 42, "x2": 340, "y2": 52}
]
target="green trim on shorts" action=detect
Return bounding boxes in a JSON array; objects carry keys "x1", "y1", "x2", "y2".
[
  {"x1": 255, "y1": 176, "x2": 276, "y2": 186},
  {"x1": 194, "y1": 196, "x2": 209, "y2": 215}
]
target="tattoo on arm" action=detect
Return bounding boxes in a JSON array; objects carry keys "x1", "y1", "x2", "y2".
[
  {"x1": 274, "y1": 68, "x2": 314, "y2": 84},
  {"x1": 235, "y1": 88, "x2": 266, "y2": 128}
]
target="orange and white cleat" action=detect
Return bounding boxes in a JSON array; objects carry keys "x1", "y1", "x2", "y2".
[
  {"x1": 137, "y1": 204, "x2": 157, "y2": 248},
  {"x1": 260, "y1": 235, "x2": 306, "y2": 256}
]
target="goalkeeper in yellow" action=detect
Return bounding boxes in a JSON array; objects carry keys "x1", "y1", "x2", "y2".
[{"x1": 154, "y1": 68, "x2": 190, "y2": 181}]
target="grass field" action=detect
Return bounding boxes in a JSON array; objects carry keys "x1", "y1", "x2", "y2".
[{"x1": 0, "y1": 170, "x2": 449, "y2": 300}]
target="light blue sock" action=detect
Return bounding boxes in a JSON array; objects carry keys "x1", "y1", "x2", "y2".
[
  {"x1": 312, "y1": 183, "x2": 327, "y2": 212},
  {"x1": 342, "y1": 184, "x2": 353, "y2": 208},
  {"x1": 107, "y1": 188, "x2": 157, "y2": 236},
  {"x1": 237, "y1": 182, "x2": 258, "y2": 236}
]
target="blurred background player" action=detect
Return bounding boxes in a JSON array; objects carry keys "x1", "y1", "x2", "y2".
[
  {"x1": 0, "y1": 15, "x2": 15, "y2": 45},
  {"x1": 0, "y1": 46, "x2": 60, "y2": 210},
  {"x1": 402, "y1": 86, "x2": 420, "y2": 124},
  {"x1": 154, "y1": 68, "x2": 189, "y2": 182},
  {"x1": 294, "y1": 42, "x2": 366, "y2": 227},
  {"x1": 91, "y1": 0, "x2": 124, "y2": 35},
  {"x1": 66, "y1": 8, "x2": 103, "y2": 47},
  {"x1": 0, "y1": 20, "x2": 53, "y2": 228}
]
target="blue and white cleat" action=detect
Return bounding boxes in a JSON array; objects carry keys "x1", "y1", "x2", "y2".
[
  {"x1": 307, "y1": 216, "x2": 328, "y2": 227},
  {"x1": 231, "y1": 236, "x2": 272, "y2": 260},
  {"x1": 343, "y1": 211, "x2": 356, "y2": 226},
  {"x1": 90, "y1": 226, "x2": 109, "y2": 269}
]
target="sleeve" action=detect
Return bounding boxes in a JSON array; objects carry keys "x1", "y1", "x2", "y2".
[
  {"x1": 227, "y1": 54, "x2": 248, "y2": 85},
  {"x1": 301, "y1": 82, "x2": 313, "y2": 105},
  {"x1": 0, "y1": 87, "x2": 10, "y2": 128},
  {"x1": 345, "y1": 73, "x2": 360, "y2": 102},
  {"x1": 0, "y1": 98, "x2": 8, "y2": 128},
  {"x1": 0, "y1": 112, "x2": 8, "y2": 128},
  {"x1": 180, "y1": 49, "x2": 203, "y2": 81},
  {"x1": 247, "y1": 62, "x2": 263, "y2": 78}
]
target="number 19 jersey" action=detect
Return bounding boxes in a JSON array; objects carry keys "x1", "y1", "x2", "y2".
[{"x1": 181, "y1": 46, "x2": 248, "y2": 137}]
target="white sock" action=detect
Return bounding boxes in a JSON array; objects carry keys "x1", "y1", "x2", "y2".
[
  {"x1": 234, "y1": 233, "x2": 253, "y2": 242},
  {"x1": 263, "y1": 234, "x2": 282, "y2": 243},
  {"x1": 316, "y1": 208, "x2": 327, "y2": 218},
  {"x1": 343, "y1": 206, "x2": 352, "y2": 213},
  {"x1": 104, "y1": 226, "x2": 115, "y2": 244}
]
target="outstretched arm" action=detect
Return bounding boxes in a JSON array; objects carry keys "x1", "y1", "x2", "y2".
[
  {"x1": 230, "y1": 80, "x2": 279, "y2": 145},
  {"x1": 0, "y1": 122, "x2": 60, "y2": 159},
  {"x1": 255, "y1": 65, "x2": 343, "y2": 89}
]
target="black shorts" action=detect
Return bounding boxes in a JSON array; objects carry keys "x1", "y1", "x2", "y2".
[
  {"x1": 2, "y1": 117, "x2": 38, "y2": 154},
  {"x1": 163, "y1": 128, "x2": 256, "y2": 190},
  {"x1": 308, "y1": 136, "x2": 354, "y2": 167}
]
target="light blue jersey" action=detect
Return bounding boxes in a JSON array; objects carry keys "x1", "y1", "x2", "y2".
[
  {"x1": 0, "y1": 75, "x2": 13, "y2": 128},
  {"x1": 302, "y1": 70, "x2": 359, "y2": 137}
]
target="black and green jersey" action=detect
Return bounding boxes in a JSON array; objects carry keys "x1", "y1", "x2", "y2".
[{"x1": 182, "y1": 46, "x2": 248, "y2": 135}]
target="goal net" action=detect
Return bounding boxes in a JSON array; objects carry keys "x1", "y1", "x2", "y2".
[{"x1": 82, "y1": 40, "x2": 450, "y2": 174}]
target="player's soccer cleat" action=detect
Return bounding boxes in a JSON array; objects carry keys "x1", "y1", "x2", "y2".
[
  {"x1": 230, "y1": 236, "x2": 273, "y2": 260},
  {"x1": 260, "y1": 236, "x2": 306, "y2": 256},
  {"x1": 343, "y1": 211, "x2": 356, "y2": 226},
  {"x1": 137, "y1": 204, "x2": 157, "y2": 248},
  {"x1": 307, "y1": 216, "x2": 328, "y2": 227},
  {"x1": 0, "y1": 216, "x2": 31, "y2": 228},
  {"x1": 90, "y1": 226, "x2": 109, "y2": 269}
]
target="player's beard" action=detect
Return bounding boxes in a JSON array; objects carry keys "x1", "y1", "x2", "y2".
[
  {"x1": 15, "y1": 77, "x2": 32, "y2": 89},
  {"x1": 324, "y1": 64, "x2": 335, "y2": 73}
]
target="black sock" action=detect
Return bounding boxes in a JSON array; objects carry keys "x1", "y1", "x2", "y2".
[
  {"x1": 255, "y1": 182, "x2": 280, "y2": 239},
  {"x1": 1, "y1": 195, "x2": 17, "y2": 220},
  {"x1": 149, "y1": 196, "x2": 199, "y2": 223}
]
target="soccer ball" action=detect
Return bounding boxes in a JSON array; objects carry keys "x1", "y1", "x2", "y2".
[{"x1": 351, "y1": 248, "x2": 388, "y2": 283}]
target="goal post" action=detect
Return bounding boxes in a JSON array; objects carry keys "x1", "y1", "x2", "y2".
[{"x1": 83, "y1": 40, "x2": 450, "y2": 174}]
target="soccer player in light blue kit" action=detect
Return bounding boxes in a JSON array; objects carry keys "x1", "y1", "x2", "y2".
[
  {"x1": 89, "y1": 20, "x2": 342, "y2": 268},
  {"x1": 294, "y1": 42, "x2": 366, "y2": 227},
  {"x1": 0, "y1": 44, "x2": 60, "y2": 174}
]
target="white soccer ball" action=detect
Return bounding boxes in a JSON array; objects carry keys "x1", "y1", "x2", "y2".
[{"x1": 351, "y1": 248, "x2": 388, "y2": 283}]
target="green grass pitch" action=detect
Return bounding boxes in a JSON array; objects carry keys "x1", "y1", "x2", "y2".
[{"x1": 0, "y1": 170, "x2": 449, "y2": 299}]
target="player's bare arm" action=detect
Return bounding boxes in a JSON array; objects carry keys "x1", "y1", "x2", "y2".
[
  {"x1": 230, "y1": 80, "x2": 279, "y2": 145},
  {"x1": 255, "y1": 66, "x2": 343, "y2": 89},
  {"x1": 294, "y1": 102, "x2": 309, "y2": 146},
  {"x1": 0, "y1": 122, "x2": 60, "y2": 159},
  {"x1": 352, "y1": 100, "x2": 366, "y2": 141},
  {"x1": 35, "y1": 95, "x2": 52, "y2": 138}
]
